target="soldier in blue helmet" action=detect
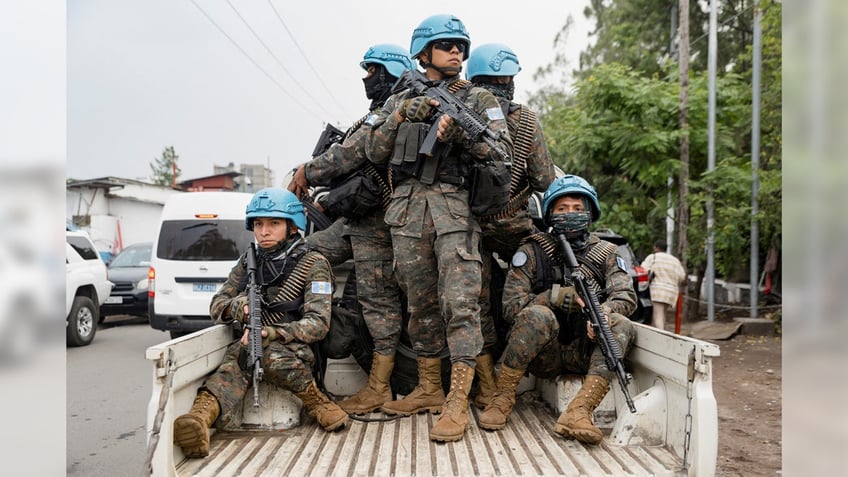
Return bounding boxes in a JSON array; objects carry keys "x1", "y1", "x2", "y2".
[
  {"x1": 287, "y1": 44, "x2": 414, "y2": 416},
  {"x1": 478, "y1": 175, "x2": 637, "y2": 446},
  {"x1": 465, "y1": 43, "x2": 556, "y2": 409},
  {"x1": 363, "y1": 13, "x2": 513, "y2": 443},
  {"x1": 173, "y1": 188, "x2": 348, "y2": 459}
]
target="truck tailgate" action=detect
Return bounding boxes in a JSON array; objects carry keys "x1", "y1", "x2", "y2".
[{"x1": 176, "y1": 394, "x2": 681, "y2": 477}]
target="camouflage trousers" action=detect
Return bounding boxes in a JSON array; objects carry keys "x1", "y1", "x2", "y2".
[
  {"x1": 499, "y1": 304, "x2": 636, "y2": 382},
  {"x1": 391, "y1": 213, "x2": 483, "y2": 367},
  {"x1": 203, "y1": 338, "x2": 317, "y2": 429},
  {"x1": 306, "y1": 216, "x2": 403, "y2": 355},
  {"x1": 479, "y1": 209, "x2": 539, "y2": 352}
]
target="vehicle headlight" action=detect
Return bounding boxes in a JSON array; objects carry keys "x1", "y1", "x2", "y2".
[{"x1": 137, "y1": 278, "x2": 149, "y2": 290}]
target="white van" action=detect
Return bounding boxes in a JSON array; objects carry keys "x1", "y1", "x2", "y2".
[{"x1": 148, "y1": 192, "x2": 255, "y2": 338}]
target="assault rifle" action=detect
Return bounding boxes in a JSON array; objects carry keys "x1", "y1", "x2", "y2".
[
  {"x1": 392, "y1": 69, "x2": 509, "y2": 183},
  {"x1": 245, "y1": 243, "x2": 265, "y2": 407},
  {"x1": 557, "y1": 234, "x2": 637, "y2": 413},
  {"x1": 311, "y1": 122, "x2": 345, "y2": 157}
]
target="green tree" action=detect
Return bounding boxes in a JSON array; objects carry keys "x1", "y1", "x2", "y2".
[{"x1": 150, "y1": 146, "x2": 181, "y2": 187}]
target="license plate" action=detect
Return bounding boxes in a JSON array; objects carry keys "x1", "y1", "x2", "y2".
[
  {"x1": 104, "y1": 296, "x2": 123, "y2": 304},
  {"x1": 192, "y1": 283, "x2": 217, "y2": 292}
]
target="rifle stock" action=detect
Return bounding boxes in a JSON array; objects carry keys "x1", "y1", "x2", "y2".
[
  {"x1": 557, "y1": 234, "x2": 636, "y2": 413},
  {"x1": 245, "y1": 243, "x2": 265, "y2": 407}
]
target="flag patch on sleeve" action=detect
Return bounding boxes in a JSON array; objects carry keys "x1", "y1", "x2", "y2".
[
  {"x1": 311, "y1": 281, "x2": 333, "y2": 294},
  {"x1": 485, "y1": 107, "x2": 505, "y2": 121},
  {"x1": 616, "y1": 257, "x2": 628, "y2": 273}
]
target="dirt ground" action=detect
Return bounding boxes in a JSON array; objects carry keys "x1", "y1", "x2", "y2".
[{"x1": 696, "y1": 325, "x2": 782, "y2": 476}]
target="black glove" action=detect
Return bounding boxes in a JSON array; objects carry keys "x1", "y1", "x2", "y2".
[{"x1": 398, "y1": 96, "x2": 434, "y2": 122}]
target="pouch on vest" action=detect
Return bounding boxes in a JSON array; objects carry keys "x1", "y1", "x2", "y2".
[
  {"x1": 468, "y1": 160, "x2": 511, "y2": 216},
  {"x1": 390, "y1": 122, "x2": 429, "y2": 180},
  {"x1": 324, "y1": 171, "x2": 382, "y2": 219}
]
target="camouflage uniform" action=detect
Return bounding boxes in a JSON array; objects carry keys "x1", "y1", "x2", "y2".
[
  {"x1": 499, "y1": 233, "x2": 637, "y2": 381},
  {"x1": 303, "y1": 119, "x2": 402, "y2": 356},
  {"x1": 477, "y1": 100, "x2": 556, "y2": 352},
  {"x1": 203, "y1": 236, "x2": 334, "y2": 428},
  {"x1": 366, "y1": 76, "x2": 513, "y2": 366}
]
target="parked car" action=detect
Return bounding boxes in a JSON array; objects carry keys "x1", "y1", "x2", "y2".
[
  {"x1": 100, "y1": 242, "x2": 152, "y2": 321},
  {"x1": 593, "y1": 228, "x2": 653, "y2": 323},
  {"x1": 66, "y1": 230, "x2": 112, "y2": 346}
]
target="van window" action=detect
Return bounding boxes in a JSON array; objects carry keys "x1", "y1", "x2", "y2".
[{"x1": 156, "y1": 220, "x2": 253, "y2": 261}]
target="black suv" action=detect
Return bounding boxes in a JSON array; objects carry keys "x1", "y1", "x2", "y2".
[{"x1": 592, "y1": 228, "x2": 653, "y2": 324}]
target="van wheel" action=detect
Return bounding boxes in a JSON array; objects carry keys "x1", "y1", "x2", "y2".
[{"x1": 67, "y1": 296, "x2": 97, "y2": 347}]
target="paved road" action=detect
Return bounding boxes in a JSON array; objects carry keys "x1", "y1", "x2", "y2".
[{"x1": 67, "y1": 315, "x2": 171, "y2": 477}]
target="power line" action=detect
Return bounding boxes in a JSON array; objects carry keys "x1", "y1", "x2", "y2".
[
  {"x1": 187, "y1": 0, "x2": 322, "y2": 121},
  {"x1": 224, "y1": 0, "x2": 335, "y2": 118},
  {"x1": 265, "y1": 0, "x2": 352, "y2": 118}
]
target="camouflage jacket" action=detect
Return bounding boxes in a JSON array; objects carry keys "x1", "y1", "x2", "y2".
[
  {"x1": 209, "y1": 241, "x2": 334, "y2": 344},
  {"x1": 303, "y1": 115, "x2": 372, "y2": 187},
  {"x1": 502, "y1": 233, "x2": 637, "y2": 325}
]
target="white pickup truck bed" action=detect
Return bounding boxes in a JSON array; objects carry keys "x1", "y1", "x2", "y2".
[{"x1": 146, "y1": 323, "x2": 719, "y2": 477}]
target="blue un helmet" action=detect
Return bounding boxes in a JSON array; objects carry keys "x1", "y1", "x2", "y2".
[
  {"x1": 409, "y1": 14, "x2": 470, "y2": 60},
  {"x1": 245, "y1": 188, "x2": 307, "y2": 231},
  {"x1": 466, "y1": 43, "x2": 522, "y2": 81},
  {"x1": 541, "y1": 175, "x2": 602, "y2": 223},
  {"x1": 360, "y1": 44, "x2": 414, "y2": 79}
]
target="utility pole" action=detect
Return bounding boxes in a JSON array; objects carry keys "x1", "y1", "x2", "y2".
[
  {"x1": 705, "y1": 0, "x2": 718, "y2": 321},
  {"x1": 750, "y1": 1, "x2": 762, "y2": 318},
  {"x1": 677, "y1": 0, "x2": 690, "y2": 279}
]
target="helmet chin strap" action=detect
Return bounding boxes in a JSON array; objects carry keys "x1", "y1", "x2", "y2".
[{"x1": 420, "y1": 51, "x2": 462, "y2": 78}]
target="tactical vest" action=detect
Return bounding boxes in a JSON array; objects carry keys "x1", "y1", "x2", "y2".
[
  {"x1": 522, "y1": 233, "x2": 618, "y2": 344},
  {"x1": 389, "y1": 78, "x2": 473, "y2": 188},
  {"x1": 244, "y1": 242, "x2": 330, "y2": 326}
]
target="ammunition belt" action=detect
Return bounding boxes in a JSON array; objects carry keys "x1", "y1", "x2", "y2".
[
  {"x1": 480, "y1": 106, "x2": 535, "y2": 220},
  {"x1": 261, "y1": 251, "x2": 331, "y2": 325}
]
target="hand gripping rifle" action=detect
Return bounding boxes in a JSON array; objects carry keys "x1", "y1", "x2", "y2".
[
  {"x1": 392, "y1": 69, "x2": 510, "y2": 183},
  {"x1": 245, "y1": 243, "x2": 265, "y2": 407},
  {"x1": 557, "y1": 234, "x2": 637, "y2": 413}
]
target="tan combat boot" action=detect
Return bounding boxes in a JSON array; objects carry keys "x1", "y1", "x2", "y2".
[
  {"x1": 478, "y1": 364, "x2": 525, "y2": 430},
  {"x1": 295, "y1": 381, "x2": 349, "y2": 432},
  {"x1": 553, "y1": 374, "x2": 610, "y2": 445},
  {"x1": 173, "y1": 390, "x2": 220, "y2": 458},
  {"x1": 337, "y1": 352, "x2": 395, "y2": 414},
  {"x1": 381, "y1": 356, "x2": 445, "y2": 416},
  {"x1": 473, "y1": 353, "x2": 497, "y2": 409},
  {"x1": 430, "y1": 362, "x2": 475, "y2": 442}
]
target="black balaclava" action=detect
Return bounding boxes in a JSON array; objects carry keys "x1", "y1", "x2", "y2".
[
  {"x1": 472, "y1": 77, "x2": 515, "y2": 101},
  {"x1": 362, "y1": 64, "x2": 397, "y2": 111}
]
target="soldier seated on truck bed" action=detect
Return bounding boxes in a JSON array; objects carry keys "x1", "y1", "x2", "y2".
[
  {"x1": 173, "y1": 188, "x2": 348, "y2": 458},
  {"x1": 479, "y1": 175, "x2": 637, "y2": 445}
]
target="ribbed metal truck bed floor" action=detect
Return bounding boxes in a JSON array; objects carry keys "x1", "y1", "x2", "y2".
[{"x1": 177, "y1": 396, "x2": 682, "y2": 476}]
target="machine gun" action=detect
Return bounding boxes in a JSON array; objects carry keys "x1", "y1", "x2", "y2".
[
  {"x1": 245, "y1": 243, "x2": 265, "y2": 407},
  {"x1": 557, "y1": 234, "x2": 637, "y2": 413},
  {"x1": 311, "y1": 122, "x2": 345, "y2": 157},
  {"x1": 392, "y1": 69, "x2": 510, "y2": 163}
]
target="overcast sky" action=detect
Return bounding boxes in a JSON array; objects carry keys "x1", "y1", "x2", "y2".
[{"x1": 64, "y1": 0, "x2": 591, "y2": 184}]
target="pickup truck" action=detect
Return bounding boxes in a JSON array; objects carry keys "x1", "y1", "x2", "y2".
[{"x1": 144, "y1": 320, "x2": 719, "y2": 476}]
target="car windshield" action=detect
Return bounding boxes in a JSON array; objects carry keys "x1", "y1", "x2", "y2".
[{"x1": 110, "y1": 245, "x2": 152, "y2": 268}]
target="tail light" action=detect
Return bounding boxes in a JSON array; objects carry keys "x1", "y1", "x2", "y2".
[
  {"x1": 148, "y1": 267, "x2": 156, "y2": 298},
  {"x1": 633, "y1": 265, "x2": 650, "y2": 292}
]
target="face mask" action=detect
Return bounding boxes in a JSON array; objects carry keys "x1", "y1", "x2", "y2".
[
  {"x1": 362, "y1": 65, "x2": 392, "y2": 101},
  {"x1": 549, "y1": 212, "x2": 591, "y2": 238}
]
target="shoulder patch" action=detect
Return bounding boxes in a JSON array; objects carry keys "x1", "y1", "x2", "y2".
[
  {"x1": 511, "y1": 250, "x2": 528, "y2": 268},
  {"x1": 311, "y1": 281, "x2": 333, "y2": 295},
  {"x1": 616, "y1": 256, "x2": 628, "y2": 273},
  {"x1": 364, "y1": 113, "x2": 380, "y2": 126},
  {"x1": 485, "y1": 106, "x2": 505, "y2": 121}
]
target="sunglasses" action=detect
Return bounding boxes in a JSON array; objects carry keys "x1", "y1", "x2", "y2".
[{"x1": 432, "y1": 40, "x2": 467, "y2": 54}]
